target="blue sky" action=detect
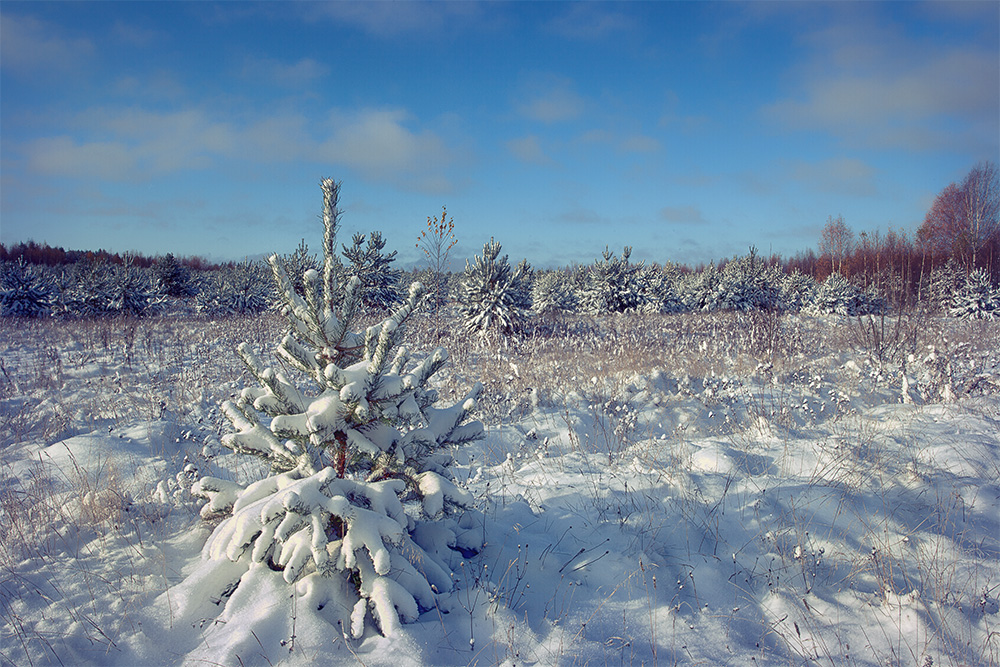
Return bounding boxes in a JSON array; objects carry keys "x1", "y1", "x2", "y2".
[{"x1": 2, "y1": 2, "x2": 997, "y2": 270}]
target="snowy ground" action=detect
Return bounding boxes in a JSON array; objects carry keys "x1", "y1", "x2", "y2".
[{"x1": 2, "y1": 311, "x2": 999, "y2": 666}]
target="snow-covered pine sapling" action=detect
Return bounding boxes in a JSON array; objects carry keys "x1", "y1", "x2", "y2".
[
  {"x1": 807, "y1": 272, "x2": 863, "y2": 316},
  {"x1": 458, "y1": 237, "x2": 532, "y2": 337},
  {"x1": 949, "y1": 268, "x2": 999, "y2": 320},
  {"x1": 341, "y1": 231, "x2": 402, "y2": 311},
  {"x1": 579, "y1": 246, "x2": 646, "y2": 315},
  {"x1": 154, "y1": 253, "x2": 196, "y2": 298},
  {"x1": 532, "y1": 270, "x2": 578, "y2": 321},
  {"x1": 187, "y1": 178, "x2": 485, "y2": 639},
  {"x1": 1, "y1": 258, "x2": 54, "y2": 317}
]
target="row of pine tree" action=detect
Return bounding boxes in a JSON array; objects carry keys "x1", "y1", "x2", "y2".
[{"x1": 3, "y1": 236, "x2": 998, "y2": 323}]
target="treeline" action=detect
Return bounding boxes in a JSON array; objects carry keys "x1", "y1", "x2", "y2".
[
  {"x1": 781, "y1": 161, "x2": 999, "y2": 307},
  {"x1": 3, "y1": 161, "x2": 996, "y2": 316},
  {"x1": 0, "y1": 240, "x2": 222, "y2": 271}
]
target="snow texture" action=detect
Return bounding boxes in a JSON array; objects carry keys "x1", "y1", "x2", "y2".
[{"x1": 2, "y1": 312, "x2": 1000, "y2": 665}]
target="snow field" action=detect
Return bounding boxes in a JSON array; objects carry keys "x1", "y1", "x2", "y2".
[{"x1": 1, "y1": 311, "x2": 999, "y2": 666}]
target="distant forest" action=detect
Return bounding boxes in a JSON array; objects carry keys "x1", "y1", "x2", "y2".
[
  {"x1": 0, "y1": 241, "x2": 223, "y2": 271},
  {"x1": 4, "y1": 161, "x2": 998, "y2": 294}
]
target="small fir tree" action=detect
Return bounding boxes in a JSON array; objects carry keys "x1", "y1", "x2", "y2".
[
  {"x1": 0, "y1": 258, "x2": 53, "y2": 317},
  {"x1": 716, "y1": 248, "x2": 781, "y2": 312},
  {"x1": 926, "y1": 259, "x2": 965, "y2": 313},
  {"x1": 186, "y1": 178, "x2": 485, "y2": 638},
  {"x1": 949, "y1": 268, "x2": 999, "y2": 320},
  {"x1": 281, "y1": 239, "x2": 320, "y2": 298},
  {"x1": 579, "y1": 246, "x2": 646, "y2": 315},
  {"x1": 807, "y1": 272, "x2": 863, "y2": 315},
  {"x1": 196, "y1": 260, "x2": 274, "y2": 315},
  {"x1": 776, "y1": 270, "x2": 817, "y2": 313},
  {"x1": 639, "y1": 264, "x2": 686, "y2": 314},
  {"x1": 106, "y1": 256, "x2": 157, "y2": 316},
  {"x1": 342, "y1": 231, "x2": 402, "y2": 311},
  {"x1": 154, "y1": 253, "x2": 195, "y2": 298},
  {"x1": 532, "y1": 270, "x2": 578, "y2": 321},
  {"x1": 458, "y1": 238, "x2": 532, "y2": 337},
  {"x1": 55, "y1": 258, "x2": 115, "y2": 317},
  {"x1": 53, "y1": 256, "x2": 156, "y2": 317},
  {"x1": 679, "y1": 262, "x2": 722, "y2": 312}
]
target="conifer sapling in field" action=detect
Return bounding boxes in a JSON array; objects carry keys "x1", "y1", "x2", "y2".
[
  {"x1": 342, "y1": 231, "x2": 402, "y2": 311},
  {"x1": 532, "y1": 270, "x2": 578, "y2": 321},
  {"x1": 949, "y1": 268, "x2": 999, "y2": 320},
  {"x1": 196, "y1": 260, "x2": 274, "y2": 315},
  {"x1": 281, "y1": 238, "x2": 320, "y2": 298},
  {"x1": 0, "y1": 258, "x2": 54, "y2": 317},
  {"x1": 184, "y1": 178, "x2": 485, "y2": 639},
  {"x1": 458, "y1": 237, "x2": 532, "y2": 336},
  {"x1": 777, "y1": 270, "x2": 817, "y2": 313},
  {"x1": 579, "y1": 246, "x2": 646, "y2": 314},
  {"x1": 807, "y1": 272, "x2": 863, "y2": 316},
  {"x1": 107, "y1": 255, "x2": 159, "y2": 316},
  {"x1": 154, "y1": 253, "x2": 196, "y2": 298},
  {"x1": 716, "y1": 247, "x2": 781, "y2": 312},
  {"x1": 679, "y1": 262, "x2": 721, "y2": 312},
  {"x1": 639, "y1": 263, "x2": 686, "y2": 314}
]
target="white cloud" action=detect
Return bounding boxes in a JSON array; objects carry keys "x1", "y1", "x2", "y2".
[
  {"x1": 244, "y1": 114, "x2": 311, "y2": 162},
  {"x1": 660, "y1": 205, "x2": 707, "y2": 224},
  {"x1": 786, "y1": 157, "x2": 879, "y2": 198},
  {"x1": 20, "y1": 103, "x2": 455, "y2": 191},
  {"x1": 507, "y1": 135, "x2": 554, "y2": 165},
  {"x1": 316, "y1": 108, "x2": 452, "y2": 181},
  {"x1": 89, "y1": 108, "x2": 235, "y2": 173},
  {"x1": 618, "y1": 134, "x2": 660, "y2": 153},
  {"x1": 556, "y1": 208, "x2": 607, "y2": 225},
  {"x1": 516, "y1": 75, "x2": 586, "y2": 123},
  {"x1": 578, "y1": 129, "x2": 661, "y2": 154},
  {"x1": 27, "y1": 137, "x2": 136, "y2": 180},
  {"x1": 304, "y1": 1, "x2": 485, "y2": 37},
  {"x1": 0, "y1": 13, "x2": 94, "y2": 74},
  {"x1": 112, "y1": 19, "x2": 165, "y2": 47},
  {"x1": 547, "y1": 4, "x2": 636, "y2": 40},
  {"x1": 242, "y1": 56, "x2": 329, "y2": 86},
  {"x1": 762, "y1": 17, "x2": 999, "y2": 152}
]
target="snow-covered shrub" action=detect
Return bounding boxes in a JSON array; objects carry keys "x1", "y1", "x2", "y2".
[
  {"x1": 282, "y1": 238, "x2": 320, "y2": 298},
  {"x1": 532, "y1": 270, "x2": 578, "y2": 320},
  {"x1": 185, "y1": 178, "x2": 485, "y2": 639},
  {"x1": 777, "y1": 270, "x2": 817, "y2": 313},
  {"x1": 1, "y1": 258, "x2": 54, "y2": 317},
  {"x1": 926, "y1": 260, "x2": 964, "y2": 313},
  {"x1": 105, "y1": 257, "x2": 158, "y2": 316},
  {"x1": 579, "y1": 246, "x2": 646, "y2": 314},
  {"x1": 341, "y1": 231, "x2": 402, "y2": 311},
  {"x1": 53, "y1": 258, "x2": 114, "y2": 316},
  {"x1": 859, "y1": 284, "x2": 887, "y2": 315},
  {"x1": 807, "y1": 273, "x2": 865, "y2": 316},
  {"x1": 53, "y1": 257, "x2": 157, "y2": 317},
  {"x1": 196, "y1": 261, "x2": 273, "y2": 315},
  {"x1": 679, "y1": 262, "x2": 722, "y2": 312},
  {"x1": 640, "y1": 264, "x2": 687, "y2": 314},
  {"x1": 154, "y1": 253, "x2": 196, "y2": 298},
  {"x1": 458, "y1": 238, "x2": 532, "y2": 336},
  {"x1": 715, "y1": 248, "x2": 781, "y2": 312},
  {"x1": 949, "y1": 268, "x2": 999, "y2": 320}
]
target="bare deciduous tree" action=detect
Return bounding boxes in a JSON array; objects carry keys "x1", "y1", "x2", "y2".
[
  {"x1": 920, "y1": 162, "x2": 999, "y2": 273},
  {"x1": 962, "y1": 160, "x2": 999, "y2": 269},
  {"x1": 416, "y1": 205, "x2": 458, "y2": 332},
  {"x1": 819, "y1": 214, "x2": 854, "y2": 276}
]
